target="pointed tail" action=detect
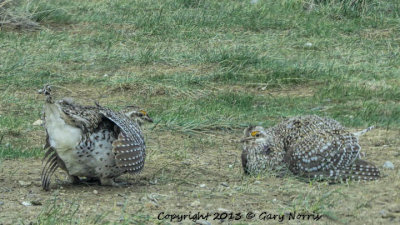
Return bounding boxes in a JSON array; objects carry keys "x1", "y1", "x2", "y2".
[
  {"x1": 353, "y1": 126, "x2": 375, "y2": 138},
  {"x1": 343, "y1": 159, "x2": 380, "y2": 181},
  {"x1": 307, "y1": 160, "x2": 380, "y2": 182}
]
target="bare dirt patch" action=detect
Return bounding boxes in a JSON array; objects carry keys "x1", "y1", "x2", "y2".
[
  {"x1": 121, "y1": 64, "x2": 218, "y2": 76},
  {"x1": 1, "y1": 129, "x2": 399, "y2": 224},
  {"x1": 211, "y1": 84, "x2": 315, "y2": 98}
]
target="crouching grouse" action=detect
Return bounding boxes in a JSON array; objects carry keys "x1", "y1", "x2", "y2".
[{"x1": 241, "y1": 115, "x2": 380, "y2": 181}]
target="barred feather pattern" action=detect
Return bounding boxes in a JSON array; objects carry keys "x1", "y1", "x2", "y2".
[
  {"x1": 58, "y1": 98, "x2": 103, "y2": 132},
  {"x1": 307, "y1": 159, "x2": 380, "y2": 181},
  {"x1": 41, "y1": 142, "x2": 69, "y2": 190},
  {"x1": 41, "y1": 130, "x2": 68, "y2": 191},
  {"x1": 242, "y1": 142, "x2": 285, "y2": 174},
  {"x1": 112, "y1": 133, "x2": 145, "y2": 173},
  {"x1": 242, "y1": 115, "x2": 380, "y2": 181},
  {"x1": 41, "y1": 96, "x2": 148, "y2": 190},
  {"x1": 41, "y1": 148, "x2": 59, "y2": 191},
  {"x1": 99, "y1": 108, "x2": 146, "y2": 173}
]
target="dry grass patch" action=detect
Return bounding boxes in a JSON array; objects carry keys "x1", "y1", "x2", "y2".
[{"x1": 0, "y1": 0, "x2": 39, "y2": 30}]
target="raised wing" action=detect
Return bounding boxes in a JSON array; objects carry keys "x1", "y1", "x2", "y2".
[
  {"x1": 99, "y1": 108, "x2": 146, "y2": 173},
  {"x1": 58, "y1": 99, "x2": 103, "y2": 132}
]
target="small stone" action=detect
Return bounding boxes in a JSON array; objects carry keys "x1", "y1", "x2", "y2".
[
  {"x1": 220, "y1": 182, "x2": 229, "y2": 187},
  {"x1": 32, "y1": 119, "x2": 44, "y2": 126},
  {"x1": 93, "y1": 190, "x2": 98, "y2": 194},
  {"x1": 250, "y1": 0, "x2": 258, "y2": 4},
  {"x1": 228, "y1": 164, "x2": 233, "y2": 168},
  {"x1": 103, "y1": 74, "x2": 109, "y2": 77},
  {"x1": 383, "y1": 161, "x2": 395, "y2": 169},
  {"x1": 147, "y1": 193, "x2": 160, "y2": 203},
  {"x1": 190, "y1": 200, "x2": 201, "y2": 207},
  {"x1": 21, "y1": 201, "x2": 32, "y2": 206},
  {"x1": 116, "y1": 202, "x2": 124, "y2": 207},
  {"x1": 196, "y1": 219, "x2": 211, "y2": 225},
  {"x1": 0, "y1": 201, "x2": 4, "y2": 206},
  {"x1": 217, "y1": 208, "x2": 230, "y2": 212},
  {"x1": 254, "y1": 181, "x2": 261, "y2": 184},
  {"x1": 304, "y1": 42, "x2": 313, "y2": 47},
  {"x1": 205, "y1": 204, "x2": 213, "y2": 209},
  {"x1": 5, "y1": 143, "x2": 10, "y2": 148},
  {"x1": 18, "y1": 181, "x2": 32, "y2": 187},
  {"x1": 199, "y1": 184, "x2": 206, "y2": 188}
]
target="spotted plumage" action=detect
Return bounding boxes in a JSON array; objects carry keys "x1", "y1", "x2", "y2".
[
  {"x1": 241, "y1": 115, "x2": 380, "y2": 181},
  {"x1": 39, "y1": 85, "x2": 153, "y2": 190}
]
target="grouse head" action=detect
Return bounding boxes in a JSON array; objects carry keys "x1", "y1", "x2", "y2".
[{"x1": 123, "y1": 105, "x2": 153, "y2": 126}]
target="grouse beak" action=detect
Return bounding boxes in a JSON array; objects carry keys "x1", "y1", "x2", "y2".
[
  {"x1": 240, "y1": 137, "x2": 255, "y2": 143},
  {"x1": 144, "y1": 116, "x2": 153, "y2": 123}
]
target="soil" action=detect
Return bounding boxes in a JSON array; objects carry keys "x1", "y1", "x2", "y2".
[{"x1": 0, "y1": 129, "x2": 399, "y2": 224}]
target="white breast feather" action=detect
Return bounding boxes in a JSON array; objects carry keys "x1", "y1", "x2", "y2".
[
  {"x1": 44, "y1": 103, "x2": 85, "y2": 174},
  {"x1": 44, "y1": 103, "x2": 122, "y2": 178},
  {"x1": 45, "y1": 103, "x2": 82, "y2": 150}
]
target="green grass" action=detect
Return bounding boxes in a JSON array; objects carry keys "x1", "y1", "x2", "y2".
[
  {"x1": 1, "y1": 0, "x2": 399, "y2": 158},
  {"x1": 0, "y1": 2, "x2": 399, "y2": 223},
  {"x1": 0, "y1": 145, "x2": 43, "y2": 159}
]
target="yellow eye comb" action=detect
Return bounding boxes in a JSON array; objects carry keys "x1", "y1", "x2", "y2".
[
  {"x1": 251, "y1": 131, "x2": 260, "y2": 137},
  {"x1": 139, "y1": 110, "x2": 147, "y2": 115}
]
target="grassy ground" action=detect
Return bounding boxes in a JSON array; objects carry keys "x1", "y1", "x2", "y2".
[{"x1": 0, "y1": 0, "x2": 399, "y2": 224}]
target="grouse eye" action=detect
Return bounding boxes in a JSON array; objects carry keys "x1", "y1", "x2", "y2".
[{"x1": 251, "y1": 131, "x2": 260, "y2": 137}]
